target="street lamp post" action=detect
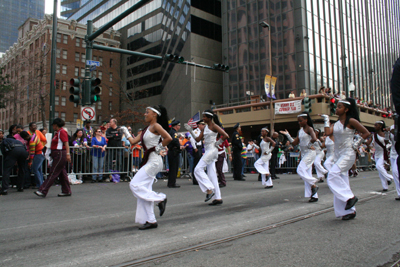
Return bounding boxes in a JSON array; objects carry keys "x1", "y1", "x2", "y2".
[{"x1": 259, "y1": 21, "x2": 274, "y2": 132}]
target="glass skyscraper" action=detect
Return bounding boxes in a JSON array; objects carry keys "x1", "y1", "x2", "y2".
[
  {"x1": 61, "y1": 0, "x2": 83, "y2": 19},
  {"x1": 0, "y1": 0, "x2": 45, "y2": 52},
  {"x1": 222, "y1": 0, "x2": 400, "y2": 108}
]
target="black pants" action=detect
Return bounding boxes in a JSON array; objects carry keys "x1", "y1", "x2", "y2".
[
  {"x1": 1, "y1": 147, "x2": 29, "y2": 191},
  {"x1": 270, "y1": 153, "x2": 278, "y2": 177},
  {"x1": 192, "y1": 149, "x2": 202, "y2": 184},
  {"x1": 216, "y1": 153, "x2": 226, "y2": 186},
  {"x1": 232, "y1": 150, "x2": 242, "y2": 180},
  {"x1": 168, "y1": 152, "x2": 180, "y2": 186}
]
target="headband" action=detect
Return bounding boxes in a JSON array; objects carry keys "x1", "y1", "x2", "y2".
[
  {"x1": 261, "y1": 127, "x2": 269, "y2": 132},
  {"x1": 147, "y1": 107, "x2": 161, "y2": 116},
  {"x1": 338, "y1": 100, "x2": 351, "y2": 105},
  {"x1": 375, "y1": 121, "x2": 384, "y2": 124},
  {"x1": 203, "y1": 112, "x2": 214, "y2": 117},
  {"x1": 297, "y1": 114, "x2": 308, "y2": 117}
]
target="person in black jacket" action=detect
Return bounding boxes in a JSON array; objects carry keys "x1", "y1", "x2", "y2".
[
  {"x1": 270, "y1": 131, "x2": 282, "y2": 180},
  {"x1": 0, "y1": 138, "x2": 29, "y2": 195},
  {"x1": 231, "y1": 123, "x2": 244, "y2": 181},
  {"x1": 167, "y1": 120, "x2": 181, "y2": 188},
  {"x1": 105, "y1": 118, "x2": 123, "y2": 179}
]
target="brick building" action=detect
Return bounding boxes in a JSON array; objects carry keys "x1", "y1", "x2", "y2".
[{"x1": 0, "y1": 15, "x2": 121, "y2": 133}]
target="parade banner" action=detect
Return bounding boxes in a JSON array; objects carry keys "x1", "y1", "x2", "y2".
[
  {"x1": 270, "y1": 76, "x2": 277, "y2": 99},
  {"x1": 275, "y1": 100, "x2": 302, "y2": 114},
  {"x1": 264, "y1": 75, "x2": 271, "y2": 97}
]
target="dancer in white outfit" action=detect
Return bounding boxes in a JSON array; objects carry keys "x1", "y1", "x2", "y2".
[
  {"x1": 321, "y1": 98, "x2": 370, "y2": 220},
  {"x1": 280, "y1": 112, "x2": 320, "y2": 203},
  {"x1": 313, "y1": 129, "x2": 328, "y2": 183},
  {"x1": 120, "y1": 105, "x2": 172, "y2": 230},
  {"x1": 323, "y1": 135, "x2": 335, "y2": 171},
  {"x1": 366, "y1": 120, "x2": 393, "y2": 191},
  {"x1": 185, "y1": 110, "x2": 229, "y2": 205},
  {"x1": 254, "y1": 127, "x2": 276, "y2": 189},
  {"x1": 389, "y1": 125, "x2": 400, "y2": 200}
]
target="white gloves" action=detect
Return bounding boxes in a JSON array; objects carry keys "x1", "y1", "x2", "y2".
[
  {"x1": 284, "y1": 133, "x2": 294, "y2": 143},
  {"x1": 184, "y1": 123, "x2": 196, "y2": 137},
  {"x1": 215, "y1": 138, "x2": 224, "y2": 149},
  {"x1": 352, "y1": 136, "x2": 365, "y2": 151},
  {"x1": 120, "y1": 126, "x2": 132, "y2": 139},
  {"x1": 155, "y1": 143, "x2": 167, "y2": 155},
  {"x1": 321, "y1": 114, "x2": 330, "y2": 128}
]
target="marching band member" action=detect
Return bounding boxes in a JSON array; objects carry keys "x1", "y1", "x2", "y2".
[
  {"x1": 280, "y1": 112, "x2": 319, "y2": 203},
  {"x1": 321, "y1": 98, "x2": 370, "y2": 220}
]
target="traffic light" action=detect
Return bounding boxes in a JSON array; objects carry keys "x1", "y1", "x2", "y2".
[
  {"x1": 69, "y1": 78, "x2": 81, "y2": 104},
  {"x1": 329, "y1": 97, "x2": 337, "y2": 115},
  {"x1": 303, "y1": 97, "x2": 312, "y2": 113},
  {"x1": 213, "y1": 63, "x2": 230, "y2": 71},
  {"x1": 90, "y1": 77, "x2": 101, "y2": 104},
  {"x1": 164, "y1": 54, "x2": 184, "y2": 63}
]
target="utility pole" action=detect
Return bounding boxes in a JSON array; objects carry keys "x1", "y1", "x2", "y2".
[{"x1": 49, "y1": 0, "x2": 58, "y2": 133}]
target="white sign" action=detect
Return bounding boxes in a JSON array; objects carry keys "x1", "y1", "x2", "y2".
[
  {"x1": 86, "y1": 60, "x2": 100, "y2": 66},
  {"x1": 275, "y1": 100, "x2": 302, "y2": 114},
  {"x1": 81, "y1": 106, "x2": 96, "y2": 121}
]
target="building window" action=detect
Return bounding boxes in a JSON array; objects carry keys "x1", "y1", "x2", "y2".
[
  {"x1": 75, "y1": 67, "x2": 79, "y2": 76},
  {"x1": 61, "y1": 112, "x2": 66, "y2": 121},
  {"x1": 82, "y1": 41, "x2": 86, "y2": 48},
  {"x1": 80, "y1": 68, "x2": 85, "y2": 77},
  {"x1": 98, "y1": 115, "x2": 102, "y2": 123},
  {"x1": 93, "y1": 56, "x2": 97, "y2": 61},
  {"x1": 57, "y1": 33, "x2": 61, "y2": 42},
  {"x1": 76, "y1": 38, "x2": 80, "y2": 47},
  {"x1": 110, "y1": 58, "x2": 113, "y2": 67},
  {"x1": 97, "y1": 101, "x2": 102, "y2": 110},
  {"x1": 56, "y1": 79, "x2": 60, "y2": 89},
  {"x1": 55, "y1": 96, "x2": 59, "y2": 105},
  {"x1": 98, "y1": 71, "x2": 103, "y2": 79},
  {"x1": 75, "y1": 52, "x2": 79, "y2": 61},
  {"x1": 56, "y1": 49, "x2": 60, "y2": 58},
  {"x1": 109, "y1": 87, "x2": 112, "y2": 96},
  {"x1": 63, "y1": 35, "x2": 68, "y2": 44},
  {"x1": 74, "y1": 103, "x2": 78, "y2": 108},
  {"x1": 109, "y1": 101, "x2": 112, "y2": 110},
  {"x1": 56, "y1": 64, "x2": 60, "y2": 74},
  {"x1": 62, "y1": 50, "x2": 67, "y2": 59},
  {"x1": 62, "y1": 65, "x2": 67, "y2": 75},
  {"x1": 61, "y1": 97, "x2": 66, "y2": 106},
  {"x1": 62, "y1": 81, "x2": 67, "y2": 90},
  {"x1": 99, "y1": 57, "x2": 103, "y2": 66},
  {"x1": 81, "y1": 53, "x2": 86, "y2": 63},
  {"x1": 109, "y1": 73, "x2": 113, "y2": 82},
  {"x1": 73, "y1": 113, "x2": 78, "y2": 120},
  {"x1": 99, "y1": 86, "x2": 102, "y2": 95}
]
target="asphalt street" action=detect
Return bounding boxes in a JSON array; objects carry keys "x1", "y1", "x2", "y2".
[{"x1": 0, "y1": 170, "x2": 399, "y2": 267}]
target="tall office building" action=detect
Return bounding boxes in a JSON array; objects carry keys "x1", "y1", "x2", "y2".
[
  {"x1": 222, "y1": 0, "x2": 400, "y2": 108},
  {"x1": 68, "y1": 0, "x2": 223, "y2": 124},
  {"x1": 0, "y1": 0, "x2": 45, "y2": 52},
  {"x1": 61, "y1": 0, "x2": 84, "y2": 19}
]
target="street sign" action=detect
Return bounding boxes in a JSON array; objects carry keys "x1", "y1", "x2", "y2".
[
  {"x1": 81, "y1": 106, "x2": 96, "y2": 121},
  {"x1": 90, "y1": 65, "x2": 97, "y2": 72},
  {"x1": 86, "y1": 60, "x2": 100, "y2": 66}
]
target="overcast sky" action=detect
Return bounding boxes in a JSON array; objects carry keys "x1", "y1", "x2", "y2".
[{"x1": 45, "y1": 0, "x2": 61, "y2": 17}]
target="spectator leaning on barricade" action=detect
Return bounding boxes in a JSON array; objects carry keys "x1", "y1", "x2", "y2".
[
  {"x1": 21, "y1": 131, "x2": 45, "y2": 188},
  {"x1": 106, "y1": 118, "x2": 123, "y2": 182},
  {"x1": 35, "y1": 118, "x2": 71, "y2": 198},
  {"x1": 71, "y1": 129, "x2": 89, "y2": 182},
  {"x1": 91, "y1": 128, "x2": 107, "y2": 183},
  {"x1": 0, "y1": 135, "x2": 29, "y2": 195}
]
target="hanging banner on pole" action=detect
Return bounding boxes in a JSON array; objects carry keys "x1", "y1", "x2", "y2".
[
  {"x1": 264, "y1": 75, "x2": 271, "y2": 98},
  {"x1": 275, "y1": 100, "x2": 302, "y2": 114},
  {"x1": 271, "y1": 76, "x2": 277, "y2": 99}
]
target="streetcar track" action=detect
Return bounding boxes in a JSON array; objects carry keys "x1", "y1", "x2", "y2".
[{"x1": 112, "y1": 194, "x2": 382, "y2": 267}]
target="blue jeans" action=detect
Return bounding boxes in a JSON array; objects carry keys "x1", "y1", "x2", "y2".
[
  {"x1": 31, "y1": 154, "x2": 45, "y2": 187},
  {"x1": 92, "y1": 156, "x2": 105, "y2": 181},
  {"x1": 187, "y1": 153, "x2": 194, "y2": 174},
  {"x1": 241, "y1": 158, "x2": 246, "y2": 175}
]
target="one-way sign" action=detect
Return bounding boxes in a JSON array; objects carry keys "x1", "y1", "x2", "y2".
[{"x1": 86, "y1": 60, "x2": 100, "y2": 66}]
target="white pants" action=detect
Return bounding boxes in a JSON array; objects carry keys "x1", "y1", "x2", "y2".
[
  {"x1": 375, "y1": 157, "x2": 393, "y2": 190},
  {"x1": 327, "y1": 164, "x2": 356, "y2": 217},
  {"x1": 194, "y1": 158, "x2": 221, "y2": 200},
  {"x1": 297, "y1": 160, "x2": 318, "y2": 198},
  {"x1": 314, "y1": 154, "x2": 328, "y2": 178},
  {"x1": 129, "y1": 167, "x2": 166, "y2": 225},
  {"x1": 254, "y1": 159, "x2": 273, "y2": 186},
  {"x1": 323, "y1": 156, "x2": 334, "y2": 172},
  {"x1": 391, "y1": 157, "x2": 400, "y2": 196}
]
